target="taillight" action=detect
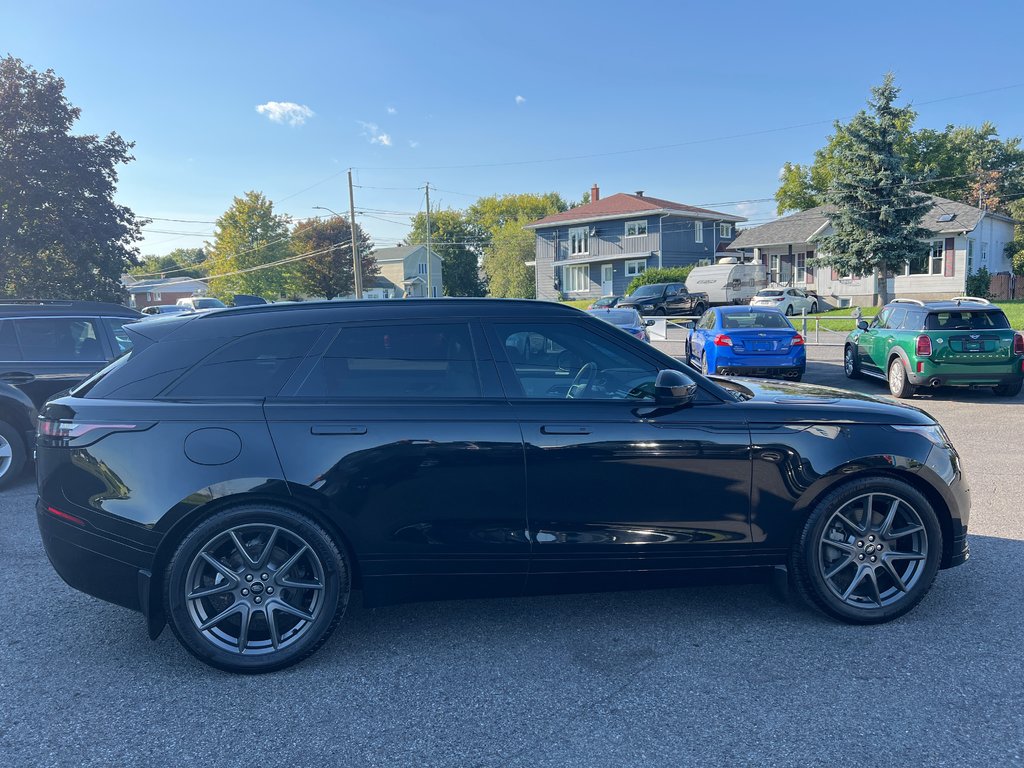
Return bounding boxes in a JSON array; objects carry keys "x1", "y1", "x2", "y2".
[
  {"x1": 1014, "y1": 333, "x2": 1024, "y2": 356},
  {"x1": 714, "y1": 334, "x2": 733, "y2": 346},
  {"x1": 916, "y1": 335, "x2": 932, "y2": 357},
  {"x1": 791, "y1": 334, "x2": 805, "y2": 346},
  {"x1": 38, "y1": 420, "x2": 137, "y2": 439}
]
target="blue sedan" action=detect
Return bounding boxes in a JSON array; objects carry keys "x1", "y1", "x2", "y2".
[{"x1": 686, "y1": 306, "x2": 806, "y2": 381}]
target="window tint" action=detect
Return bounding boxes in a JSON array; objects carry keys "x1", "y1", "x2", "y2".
[
  {"x1": 295, "y1": 323, "x2": 479, "y2": 399},
  {"x1": 15, "y1": 318, "x2": 104, "y2": 361},
  {"x1": 721, "y1": 312, "x2": 793, "y2": 329},
  {"x1": 900, "y1": 310, "x2": 926, "y2": 331},
  {"x1": 167, "y1": 326, "x2": 322, "y2": 398},
  {"x1": 869, "y1": 309, "x2": 890, "y2": 330},
  {"x1": 104, "y1": 318, "x2": 134, "y2": 356},
  {"x1": 494, "y1": 322, "x2": 657, "y2": 400},
  {"x1": 925, "y1": 311, "x2": 1010, "y2": 331},
  {"x1": 0, "y1": 320, "x2": 21, "y2": 360},
  {"x1": 883, "y1": 308, "x2": 907, "y2": 330}
]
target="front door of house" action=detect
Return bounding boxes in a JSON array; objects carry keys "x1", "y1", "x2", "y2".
[{"x1": 601, "y1": 264, "x2": 614, "y2": 296}]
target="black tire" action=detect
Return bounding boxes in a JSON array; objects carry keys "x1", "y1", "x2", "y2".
[
  {"x1": 164, "y1": 503, "x2": 350, "y2": 673},
  {"x1": 994, "y1": 379, "x2": 1022, "y2": 398},
  {"x1": 692, "y1": 303, "x2": 706, "y2": 317},
  {"x1": 810, "y1": 301, "x2": 818, "y2": 314},
  {"x1": 843, "y1": 344, "x2": 861, "y2": 380},
  {"x1": 887, "y1": 357, "x2": 916, "y2": 399},
  {"x1": 785, "y1": 304, "x2": 794, "y2": 316},
  {"x1": 0, "y1": 420, "x2": 27, "y2": 490},
  {"x1": 655, "y1": 307, "x2": 667, "y2": 316},
  {"x1": 789, "y1": 476, "x2": 942, "y2": 624}
]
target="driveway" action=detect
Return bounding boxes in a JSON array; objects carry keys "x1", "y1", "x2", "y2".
[{"x1": 1, "y1": 347, "x2": 1022, "y2": 767}]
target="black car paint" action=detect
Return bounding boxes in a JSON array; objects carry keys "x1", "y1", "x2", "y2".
[
  {"x1": 618, "y1": 283, "x2": 708, "y2": 316},
  {"x1": 34, "y1": 300, "x2": 970, "y2": 640}
]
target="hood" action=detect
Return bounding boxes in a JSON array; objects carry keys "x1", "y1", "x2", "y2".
[{"x1": 713, "y1": 377, "x2": 936, "y2": 426}]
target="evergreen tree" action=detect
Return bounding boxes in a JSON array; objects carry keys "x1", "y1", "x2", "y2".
[
  {"x1": 815, "y1": 74, "x2": 931, "y2": 306},
  {"x1": 205, "y1": 191, "x2": 292, "y2": 300}
]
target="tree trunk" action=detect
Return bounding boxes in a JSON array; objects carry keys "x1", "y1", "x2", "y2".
[{"x1": 876, "y1": 267, "x2": 890, "y2": 306}]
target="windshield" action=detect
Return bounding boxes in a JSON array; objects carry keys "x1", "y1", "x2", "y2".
[
  {"x1": 629, "y1": 285, "x2": 664, "y2": 299},
  {"x1": 588, "y1": 309, "x2": 641, "y2": 327},
  {"x1": 925, "y1": 310, "x2": 1010, "y2": 330},
  {"x1": 592, "y1": 297, "x2": 617, "y2": 308},
  {"x1": 193, "y1": 298, "x2": 226, "y2": 309}
]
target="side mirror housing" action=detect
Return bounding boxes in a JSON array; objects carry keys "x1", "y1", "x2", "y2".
[
  {"x1": 857, "y1": 320, "x2": 869, "y2": 331},
  {"x1": 654, "y1": 369, "x2": 698, "y2": 406},
  {"x1": 645, "y1": 318, "x2": 656, "y2": 326}
]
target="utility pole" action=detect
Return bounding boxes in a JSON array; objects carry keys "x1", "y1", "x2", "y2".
[
  {"x1": 424, "y1": 182, "x2": 432, "y2": 298},
  {"x1": 348, "y1": 168, "x2": 363, "y2": 299}
]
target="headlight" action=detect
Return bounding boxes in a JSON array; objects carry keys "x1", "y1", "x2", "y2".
[{"x1": 891, "y1": 424, "x2": 951, "y2": 448}]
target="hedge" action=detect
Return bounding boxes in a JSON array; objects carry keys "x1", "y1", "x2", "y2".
[{"x1": 624, "y1": 266, "x2": 694, "y2": 296}]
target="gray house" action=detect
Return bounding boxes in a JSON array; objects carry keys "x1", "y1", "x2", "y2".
[{"x1": 525, "y1": 186, "x2": 746, "y2": 301}]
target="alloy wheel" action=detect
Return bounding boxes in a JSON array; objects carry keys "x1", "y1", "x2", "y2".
[
  {"x1": 844, "y1": 347, "x2": 855, "y2": 376},
  {"x1": 184, "y1": 524, "x2": 327, "y2": 655},
  {"x1": 817, "y1": 492, "x2": 928, "y2": 609},
  {"x1": 0, "y1": 434, "x2": 11, "y2": 479}
]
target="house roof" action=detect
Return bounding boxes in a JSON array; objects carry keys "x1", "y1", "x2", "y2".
[
  {"x1": 122, "y1": 277, "x2": 209, "y2": 294},
  {"x1": 729, "y1": 195, "x2": 1013, "y2": 250},
  {"x1": 524, "y1": 192, "x2": 746, "y2": 229},
  {"x1": 372, "y1": 244, "x2": 441, "y2": 263}
]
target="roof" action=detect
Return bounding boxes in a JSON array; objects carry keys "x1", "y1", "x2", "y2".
[
  {"x1": 372, "y1": 244, "x2": 441, "y2": 263},
  {"x1": 525, "y1": 192, "x2": 746, "y2": 229},
  {"x1": 124, "y1": 277, "x2": 209, "y2": 294},
  {"x1": 729, "y1": 195, "x2": 1013, "y2": 250},
  {"x1": 0, "y1": 299, "x2": 141, "y2": 318}
]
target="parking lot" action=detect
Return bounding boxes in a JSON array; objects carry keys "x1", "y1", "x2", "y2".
[{"x1": 2, "y1": 344, "x2": 1022, "y2": 768}]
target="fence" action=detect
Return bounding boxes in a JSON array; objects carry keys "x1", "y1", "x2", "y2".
[{"x1": 646, "y1": 310, "x2": 862, "y2": 347}]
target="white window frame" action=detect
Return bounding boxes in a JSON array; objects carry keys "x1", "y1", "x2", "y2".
[
  {"x1": 563, "y1": 264, "x2": 589, "y2": 293},
  {"x1": 967, "y1": 238, "x2": 975, "y2": 273},
  {"x1": 906, "y1": 240, "x2": 944, "y2": 276},
  {"x1": 624, "y1": 220, "x2": 648, "y2": 238},
  {"x1": 569, "y1": 226, "x2": 589, "y2": 255},
  {"x1": 625, "y1": 259, "x2": 647, "y2": 277},
  {"x1": 718, "y1": 223, "x2": 733, "y2": 238},
  {"x1": 795, "y1": 253, "x2": 806, "y2": 283},
  {"x1": 769, "y1": 253, "x2": 780, "y2": 283},
  {"x1": 694, "y1": 221, "x2": 704, "y2": 244}
]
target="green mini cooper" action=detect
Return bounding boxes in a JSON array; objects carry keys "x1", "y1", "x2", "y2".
[{"x1": 844, "y1": 297, "x2": 1024, "y2": 398}]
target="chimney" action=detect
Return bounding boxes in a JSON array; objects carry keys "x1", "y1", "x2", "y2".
[
  {"x1": 591, "y1": 183, "x2": 600, "y2": 202},
  {"x1": 635, "y1": 190, "x2": 644, "y2": 197}
]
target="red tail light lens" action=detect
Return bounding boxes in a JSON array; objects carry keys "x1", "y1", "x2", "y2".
[
  {"x1": 45, "y1": 506, "x2": 86, "y2": 526},
  {"x1": 1014, "y1": 333, "x2": 1024, "y2": 356},
  {"x1": 916, "y1": 335, "x2": 932, "y2": 357},
  {"x1": 791, "y1": 334, "x2": 805, "y2": 346},
  {"x1": 714, "y1": 334, "x2": 733, "y2": 347}
]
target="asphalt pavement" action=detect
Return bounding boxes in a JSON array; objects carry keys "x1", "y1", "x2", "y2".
[{"x1": 1, "y1": 346, "x2": 1022, "y2": 767}]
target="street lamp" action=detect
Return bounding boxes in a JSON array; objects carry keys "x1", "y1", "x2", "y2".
[{"x1": 313, "y1": 205, "x2": 363, "y2": 299}]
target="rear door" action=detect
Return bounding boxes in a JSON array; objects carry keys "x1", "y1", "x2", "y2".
[
  {"x1": 264, "y1": 319, "x2": 529, "y2": 605},
  {"x1": 870, "y1": 307, "x2": 906, "y2": 372},
  {"x1": 7, "y1": 316, "x2": 112, "y2": 408}
]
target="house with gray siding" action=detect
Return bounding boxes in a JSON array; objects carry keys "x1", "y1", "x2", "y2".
[
  {"x1": 524, "y1": 186, "x2": 746, "y2": 301},
  {"x1": 728, "y1": 195, "x2": 1016, "y2": 306}
]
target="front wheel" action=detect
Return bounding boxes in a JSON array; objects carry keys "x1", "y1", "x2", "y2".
[
  {"x1": 994, "y1": 379, "x2": 1022, "y2": 398},
  {"x1": 655, "y1": 307, "x2": 667, "y2": 317},
  {"x1": 888, "y1": 358, "x2": 916, "y2": 398},
  {"x1": 0, "y1": 420, "x2": 27, "y2": 490},
  {"x1": 844, "y1": 345, "x2": 861, "y2": 379},
  {"x1": 165, "y1": 504, "x2": 350, "y2": 673},
  {"x1": 789, "y1": 477, "x2": 942, "y2": 624}
]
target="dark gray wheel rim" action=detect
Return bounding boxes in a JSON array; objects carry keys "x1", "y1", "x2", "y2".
[
  {"x1": 889, "y1": 360, "x2": 905, "y2": 394},
  {"x1": 0, "y1": 434, "x2": 12, "y2": 478},
  {"x1": 185, "y1": 524, "x2": 326, "y2": 655},
  {"x1": 844, "y1": 347, "x2": 855, "y2": 376},
  {"x1": 818, "y1": 492, "x2": 928, "y2": 608}
]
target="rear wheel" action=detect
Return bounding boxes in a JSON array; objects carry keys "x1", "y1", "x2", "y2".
[
  {"x1": 810, "y1": 301, "x2": 818, "y2": 314},
  {"x1": 785, "y1": 304, "x2": 794, "y2": 316},
  {"x1": 692, "y1": 303, "x2": 706, "y2": 316},
  {"x1": 994, "y1": 380, "x2": 1022, "y2": 398},
  {"x1": 843, "y1": 345, "x2": 861, "y2": 379},
  {"x1": 0, "y1": 420, "x2": 27, "y2": 490},
  {"x1": 790, "y1": 477, "x2": 942, "y2": 624},
  {"x1": 700, "y1": 354, "x2": 710, "y2": 376},
  {"x1": 165, "y1": 504, "x2": 350, "y2": 673},
  {"x1": 887, "y1": 358, "x2": 916, "y2": 398}
]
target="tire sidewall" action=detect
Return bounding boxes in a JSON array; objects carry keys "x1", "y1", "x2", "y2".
[
  {"x1": 164, "y1": 504, "x2": 349, "y2": 673},
  {"x1": 793, "y1": 477, "x2": 942, "y2": 624},
  {"x1": 0, "y1": 420, "x2": 26, "y2": 489}
]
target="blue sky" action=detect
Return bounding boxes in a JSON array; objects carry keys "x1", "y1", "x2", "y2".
[{"x1": 4, "y1": 0, "x2": 1023, "y2": 255}]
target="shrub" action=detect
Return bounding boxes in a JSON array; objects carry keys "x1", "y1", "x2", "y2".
[
  {"x1": 965, "y1": 267, "x2": 992, "y2": 299},
  {"x1": 624, "y1": 266, "x2": 694, "y2": 296}
]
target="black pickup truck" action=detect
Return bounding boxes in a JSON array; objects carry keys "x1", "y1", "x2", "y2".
[{"x1": 617, "y1": 282, "x2": 709, "y2": 316}]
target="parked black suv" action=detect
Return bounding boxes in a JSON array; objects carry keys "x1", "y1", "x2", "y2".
[
  {"x1": 0, "y1": 300, "x2": 141, "y2": 487},
  {"x1": 617, "y1": 282, "x2": 708, "y2": 316},
  {"x1": 36, "y1": 299, "x2": 969, "y2": 673}
]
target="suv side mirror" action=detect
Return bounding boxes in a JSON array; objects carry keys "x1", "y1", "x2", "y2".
[
  {"x1": 857, "y1": 320, "x2": 869, "y2": 331},
  {"x1": 654, "y1": 369, "x2": 697, "y2": 406}
]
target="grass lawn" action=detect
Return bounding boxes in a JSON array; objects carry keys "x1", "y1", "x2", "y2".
[{"x1": 806, "y1": 300, "x2": 1024, "y2": 334}]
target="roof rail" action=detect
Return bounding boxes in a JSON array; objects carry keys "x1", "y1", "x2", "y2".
[
  {"x1": 889, "y1": 298, "x2": 924, "y2": 306},
  {"x1": 951, "y1": 296, "x2": 991, "y2": 305}
]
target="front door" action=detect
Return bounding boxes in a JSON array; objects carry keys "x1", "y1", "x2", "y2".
[
  {"x1": 857, "y1": 308, "x2": 891, "y2": 374},
  {"x1": 485, "y1": 319, "x2": 751, "y2": 593},
  {"x1": 265, "y1": 319, "x2": 529, "y2": 605},
  {"x1": 601, "y1": 264, "x2": 614, "y2": 296}
]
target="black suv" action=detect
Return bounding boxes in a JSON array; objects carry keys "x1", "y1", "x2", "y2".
[
  {"x1": 0, "y1": 300, "x2": 141, "y2": 487},
  {"x1": 617, "y1": 282, "x2": 708, "y2": 316},
  {"x1": 36, "y1": 299, "x2": 969, "y2": 673}
]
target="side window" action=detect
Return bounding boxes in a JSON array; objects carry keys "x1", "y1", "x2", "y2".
[
  {"x1": 104, "y1": 318, "x2": 134, "y2": 356},
  {"x1": 869, "y1": 309, "x2": 890, "y2": 330},
  {"x1": 14, "y1": 318, "x2": 104, "y2": 361},
  {"x1": 294, "y1": 323, "x2": 479, "y2": 399},
  {"x1": 698, "y1": 312, "x2": 715, "y2": 330},
  {"x1": 0, "y1": 320, "x2": 21, "y2": 361},
  {"x1": 166, "y1": 326, "x2": 322, "y2": 398},
  {"x1": 884, "y1": 308, "x2": 907, "y2": 330},
  {"x1": 493, "y1": 322, "x2": 657, "y2": 400},
  {"x1": 900, "y1": 311, "x2": 925, "y2": 331}
]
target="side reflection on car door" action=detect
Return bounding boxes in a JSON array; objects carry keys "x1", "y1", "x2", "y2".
[{"x1": 484, "y1": 319, "x2": 752, "y2": 594}]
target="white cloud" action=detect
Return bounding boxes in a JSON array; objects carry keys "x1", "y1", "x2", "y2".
[
  {"x1": 515, "y1": 95, "x2": 526, "y2": 105},
  {"x1": 777, "y1": 165, "x2": 788, "y2": 180},
  {"x1": 255, "y1": 101, "x2": 314, "y2": 126},
  {"x1": 373, "y1": 133, "x2": 392, "y2": 146},
  {"x1": 408, "y1": 139, "x2": 419, "y2": 148},
  {"x1": 387, "y1": 106, "x2": 397, "y2": 115},
  {"x1": 358, "y1": 121, "x2": 392, "y2": 147}
]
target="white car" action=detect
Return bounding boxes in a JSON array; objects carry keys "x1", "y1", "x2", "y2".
[
  {"x1": 750, "y1": 288, "x2": 818, "y2": 316},
  {"x1": 176, "y1": 297, "x2": 227, "y2": 312}
]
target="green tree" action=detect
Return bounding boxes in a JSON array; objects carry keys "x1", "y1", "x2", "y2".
[
  {"x1": 1005, "y1": 199, "x2": 1024, "y2": 275},
  {"x1": 466, "y1": 192, "x2": 568, "y2": 235},
  {"x1": 0, "y1": 56, "x2": 143, "y2": 301},
  {"x1": 129, "y1": 247, "x2": 206, "y2": 279},
  {"x1": 205, "y1": 191, "x2": 292, "y2": 300},
  {"x1": 289, "y1": 216, "x2": 377, "y2": 299},
  {"x1": 406, "y1": 208, "x2": 485, "y2": 296},
  {"x1": 815, "y1": 74, "x2": 932, "y2": 306}
]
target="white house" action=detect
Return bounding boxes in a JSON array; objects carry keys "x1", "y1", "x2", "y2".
[{"x1": 728, "y1": 196, "x2": 1016, "y2": 306}]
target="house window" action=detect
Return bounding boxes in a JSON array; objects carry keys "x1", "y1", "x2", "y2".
[
  {"x1": 795, "y1": 253, "x2": 806, "y2": 283},
  {"x1": 625, "y1": 220, "x2": 648, "y2": 238},
  {"x1": 967, "y1": 239, "x2": 974, "y2": 272},
  {"x1": 694, "y1": 221, "x2": 704, "y2": 244},
  {"x1": 769, "y1": 254, "x2": 780, "y2": 283},
  {"x1": 563, "y1": 264, "x2": 589, "y2": 293},
  {"x1": 907, "y1": 240, "x2": 944, "y2": 275},
  {"x1": 418, "y1": 260, "x2": 427, "y2": 275},
  {"x1": 625, "y1": 259, "x2": 647, "y2": 277},
  {"x1": 569, "y1": 227, "x2": 589, "y2": 255},
  {"x1": 719, "y1": 223, "x2": 733, "y2": 238}
]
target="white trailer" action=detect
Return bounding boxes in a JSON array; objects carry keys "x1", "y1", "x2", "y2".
[{"x1": 685, "y1": 257, "x2": 768, "y2": 306}]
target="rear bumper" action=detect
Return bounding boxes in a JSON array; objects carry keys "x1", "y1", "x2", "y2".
[{"x1": 907, "y1": 368, "x2": 1023, "y2": 387}]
